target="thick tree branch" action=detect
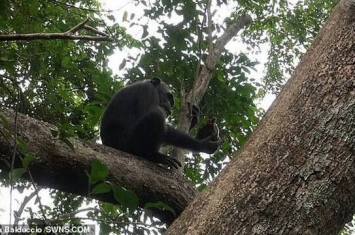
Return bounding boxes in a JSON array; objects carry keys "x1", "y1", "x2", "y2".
[
  {"x1": 175, "y1": 13, "x2": 252, "y2": 168},
  {"x1": 0, "y1": 109, "x2": 197, "y2": 224},
  {"x1": 186, "y1": 13, "x2": 252, "y2": 120},
  {"x1": 178, "y1": 14, "x2": 252, "y2": 131},
  {"x1": 0, "y1": 18, "x2": 113, "y2": 42}
]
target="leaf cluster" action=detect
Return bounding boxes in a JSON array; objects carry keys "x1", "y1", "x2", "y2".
[
  {"x1": 243, "y1": 0, "x2": 340, "y2": 93},
  {"x1": 0, "y1": 0, "x2": 134, "y2": 140}
]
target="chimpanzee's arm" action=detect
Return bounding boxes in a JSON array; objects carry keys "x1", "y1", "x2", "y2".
[{"x1": 164, "y1": 125, "x2": 222, "y2": 154}]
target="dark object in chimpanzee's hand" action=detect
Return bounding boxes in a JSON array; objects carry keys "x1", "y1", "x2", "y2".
[
  {"x1": 100, "y1": 78, "x2": 223, "y2": 169},
  {"x1": 196, "y1": 117, "x2": 220, "y2": 141}
]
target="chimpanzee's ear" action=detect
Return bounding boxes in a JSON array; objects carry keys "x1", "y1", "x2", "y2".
[{"x1": 150, "y1": 77, "x2": 161, "y2": 86}]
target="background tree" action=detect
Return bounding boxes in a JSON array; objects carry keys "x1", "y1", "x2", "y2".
[{"x1": 1, "y1": 0, "x2": 351, "y2": 234}]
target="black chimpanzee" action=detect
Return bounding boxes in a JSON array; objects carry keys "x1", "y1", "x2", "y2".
[{"x1": 100, "y1": 77, "x2": 223, "y2": 169}]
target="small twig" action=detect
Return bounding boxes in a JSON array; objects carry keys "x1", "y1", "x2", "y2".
[
  {"x1": 9, "y1": 91, "x2": 20, "y2": 225},
  {"x1": 65, "y1": 17, "x2": 90, "y2": 34}
]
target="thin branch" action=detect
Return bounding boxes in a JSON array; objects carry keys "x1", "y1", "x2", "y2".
[
  {"x1": 0, "y1": 18, "x2": 113, "y2": 42},
  {"x1": 214, "y1": 14, "x2": 253, "y2": 57},
  {"x1": 190, "y1": 14, "x2": 253, "y2": 103},
  {"x1": 0, "y1": 33, "x2": 113, "y2": 42},
  {"x1": 14, "y1": 187, "x2": 42, "y2": 225},
  {"x1": 53, "y1": 207, "x2": 102, "y2": 221},
  {"x1": 207, "y1": 0, "x2": 213, "y2": 55},
  {"x1": 26, "y1": 170, "x2": 48, "y2": 221}
]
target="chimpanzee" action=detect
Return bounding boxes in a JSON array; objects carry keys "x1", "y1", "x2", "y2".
[{"x1": 100, "y1": 77, "x2": 223, "y2": 169}]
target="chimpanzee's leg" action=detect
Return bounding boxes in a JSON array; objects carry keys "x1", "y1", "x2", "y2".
[
  {"x1": 125, "y1": 108, "x2": 181, "y2": 169},
  {"x1": 125, "y1": 108, "x2": 165, "y2": 155}
]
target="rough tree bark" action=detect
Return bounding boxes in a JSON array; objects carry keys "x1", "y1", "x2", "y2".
[
  {"x1": 167, "y1": 0, "x2": 355, "y2": 234},
  {"x1": 0, "y1": 109, "x2": 197, "y2": 224}
]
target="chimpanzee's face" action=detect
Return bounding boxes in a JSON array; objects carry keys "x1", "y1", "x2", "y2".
[{"x1": 157, "y1": 83, "x2": 174, "y2": 117}]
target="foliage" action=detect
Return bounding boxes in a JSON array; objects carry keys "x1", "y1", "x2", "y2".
[
  {"x1": 242, "y1": 0, "x2": 340, "y2": 93},
  {"x1": 0, "y1": 0, "x2": 343, "y2": 233},
  {"x1": 0, "y1": 0, "x2": 132, "y2": 140}
]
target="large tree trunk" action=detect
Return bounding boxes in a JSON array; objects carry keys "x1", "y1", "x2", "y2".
[{"x1": 167, "y1": 0, "x2": 355, "y2": 234}]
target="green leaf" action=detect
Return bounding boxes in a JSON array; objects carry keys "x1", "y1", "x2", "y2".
[
  {"x1": 61, "y1": 56, "x2": 71, "y2": 67},
  {"x1": 107, "y1": 14, "x2": 116, "y2": 21},
  {"x1": 2, "y1": 159, "x2": 10, "y2": 168},
  {"x1": 144, "y1": 201, "x2": 176, "y2": 217},
  {"x1": 142, "y1": 25, "x2": 149, "y2": 38},
  {"x1": 89, "y1": 159, "x2": 109, "y2": 184},
  {"x1": 91, "y1": 182, "x2": 112, "y2": 194},
  {"x1": 22, "y1": 155, "x2": 35, "y2": 169},
  {"x1": 101, "y1": 202, "x2": 117, "y2": 214},
  {"x1": 0, "y1": 114, "x2": 8, "y2": 127},
  {"x1": 119, "y1": 59, "x2": 126, "y2": 70},
  {"x1": 9, "y1": 168, "x2": 26, "y2": 181},
  {"x1": 112, "y1": 184, "x2": 139, "y2": 211},
  {"x1": 16, "y1": 138, "x2": 28, "y2": 151}
]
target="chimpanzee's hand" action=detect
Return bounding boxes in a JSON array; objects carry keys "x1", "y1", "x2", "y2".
[{"x1": 201, "y1": 137, "x2": 223, "y2": 154}]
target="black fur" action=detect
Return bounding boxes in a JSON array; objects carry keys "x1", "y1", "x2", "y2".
[{"x1": 100, "y1": 78, "x2": 222, "y2": 169}]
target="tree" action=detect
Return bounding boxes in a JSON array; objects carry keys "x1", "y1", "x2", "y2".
[{"x1": 167, "y1": 0, "x2": 355, "y2": 233}]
